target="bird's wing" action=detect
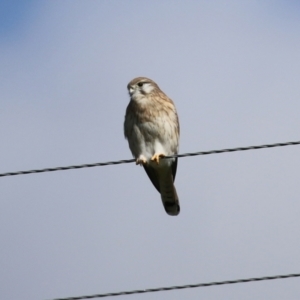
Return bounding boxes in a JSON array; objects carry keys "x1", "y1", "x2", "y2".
[
  {"x1": 143, "y1": 165, "x2": 160, "y2": 193},
  {"x1": 158, "y1": 167, "x2": 180, "y2": 216},
  {"x1": 143, "y1": 162, "x2": 180, "y2": 216},
  {"x1": 172, "y1": 157, "x2": 178, "y2": 182},
  {"x1": 143, "y1": 157, "x2": 178, "y2": 193}
]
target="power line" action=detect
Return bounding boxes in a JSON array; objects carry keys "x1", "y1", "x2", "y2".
[
  {"x1": 2, "y1": 140, "x2": 300, "y2": 178},
  {"x1": 48, "y1": 273, "x2": 300, "y2": 300},
  {"x1": 0, "y1": 158, "x2": 135, "y2": 178}
]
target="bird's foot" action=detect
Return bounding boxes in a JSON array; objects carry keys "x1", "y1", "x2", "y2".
[
  {"x1": 136, "y1": 155, "x2": 147, "y2": 165},
  {"x1": 151, "y1": 153, "x2": 165, "y2": 164}
]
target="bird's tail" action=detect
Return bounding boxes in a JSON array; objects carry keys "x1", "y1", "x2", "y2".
[{"x1": 159, "y1": 170, "x2": 180, "y2": 216}]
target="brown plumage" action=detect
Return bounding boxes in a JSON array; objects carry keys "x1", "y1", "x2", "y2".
[{"x1": 124, "y1": 77, "x2": 180, "y2": 216}]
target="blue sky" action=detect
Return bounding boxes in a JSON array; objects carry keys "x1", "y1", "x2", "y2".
[
  {"x1": 0, "y1": 0, "x2": 40, "y2": 38},
  {"x1": 1, "y1": 1, "x2": 300, "y2": 300}
]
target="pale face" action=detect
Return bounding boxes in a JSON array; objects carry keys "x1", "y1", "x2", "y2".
[{"x1": 128, "y1": 81, "x2": 155, "y2": 100}]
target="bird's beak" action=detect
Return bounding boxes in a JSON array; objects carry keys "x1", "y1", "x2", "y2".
[{"x1": 128, "y1": 87, "x2": 134, "y2": 96}]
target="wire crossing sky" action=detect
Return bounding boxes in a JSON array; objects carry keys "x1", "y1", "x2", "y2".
[
  {"x1": 1, "y1": 140, "x2": 300, "y2": 177},
  {"x1": 50, "y1": 273, "x2": 300, "y2": 300}
]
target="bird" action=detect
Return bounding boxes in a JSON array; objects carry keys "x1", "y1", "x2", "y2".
[{"x1": 124, "y1": 77, "x2": 180, "y2": 216}]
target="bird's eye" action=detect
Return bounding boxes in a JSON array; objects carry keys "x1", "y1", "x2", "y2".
[{"x1": 137, "y1": 82, "x2": 144, "y2": 87}]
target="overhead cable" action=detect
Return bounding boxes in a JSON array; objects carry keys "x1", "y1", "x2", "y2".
[
  {"x1": 48, "y1": 272, "x2": 300, "y2": 300},
  {"x1": 1, "y1": 140, "x2": 300, "y2": 178}
]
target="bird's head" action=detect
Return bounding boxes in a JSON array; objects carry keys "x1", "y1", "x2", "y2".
[{"x1": 127, "y1": 77, "x2": 159, "y2": 100}]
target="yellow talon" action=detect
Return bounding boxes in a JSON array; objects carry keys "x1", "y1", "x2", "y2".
[
  {"x1": 151, "y1": 153, "x2": 165, "y2": 164},
  {"x1": 136, "y1": 156, "x2": 147, "y2": 165}
]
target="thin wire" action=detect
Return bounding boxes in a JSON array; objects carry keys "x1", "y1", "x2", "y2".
[
  {"x1": 48, "y1": 273, "x2": 300, "y2": 300},
  {"x1": 1, "y1": 140, "x2": 300, "y2": 178},
  {"x1": 0, "y1": 159, "x2": 136, "y2": 178}
]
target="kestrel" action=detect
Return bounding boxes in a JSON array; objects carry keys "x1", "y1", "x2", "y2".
[{"x1": 124, "y1": 77, "x2": 180, "y2": 216}]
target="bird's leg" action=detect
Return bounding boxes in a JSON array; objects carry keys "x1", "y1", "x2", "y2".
[
  {"x1": 151, "y1": 153, "x2": 165, "y2": 164},
  {"x1": 136, "y1": 155, "x2": 147, "y2": 165}
]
